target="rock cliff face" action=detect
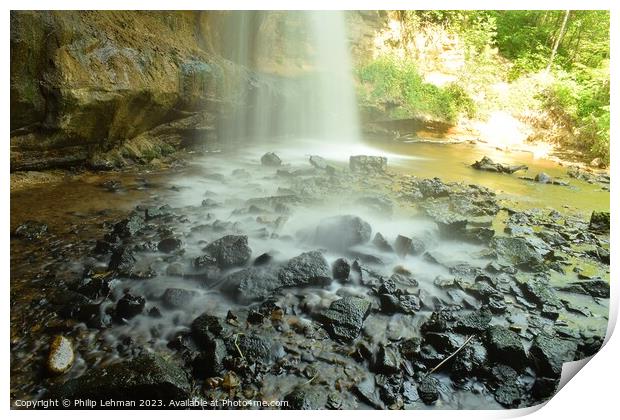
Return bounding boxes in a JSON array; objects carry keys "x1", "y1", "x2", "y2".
[{"x1": 10, "y1": 11, "x2": 389, "y2": 171}]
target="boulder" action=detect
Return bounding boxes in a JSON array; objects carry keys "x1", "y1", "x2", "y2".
[
  {"x1": 261, "y1": 152, "x2": 282, "y2": 166},
  {"x1": 278, "y1": 250, "x2": 331, "y2": 287},
  {"x1": 47, "y1": 335, "x2": 74, "y2": 375},
  {"x1": 309, "y1": 155, "x2": 328, "y2": 170},
  {"x1": 224, "y1": 333, "x2": 284, "y2": 364},
  {"x1": 534, "y1": 172, "x2": 552, "y2": 184},
  {"x1": 314, "y1": 215, "x2": 372, "y2": 251},
  {"x1": 558, "y1": 278, "x2": 609, "y2": 298},
  {"x1": 394, "y1": 235, "x2": 425, "y2": 257},
  {"x1": 372, "y1": 232, "x2": 393, "y2": 252},
  {"x1": 113, "y1": 212, "x2": 145, "y2": 238},
  {"x1": 49, "y1": 354, "x2": 191, "y2": 403},
  {"x1": 319, "y1": 296, "x2": 372, "y2": 343},
  {"x1": 203, "y1": 235, "x2": 251, "y2": 269},
  {"x1": 191, "y1": 313, "x2": 225, "y2": 349},
  {"x1": 529, "y1": 334, "x2": 578, "y2": 377},
  {"x1": 349, "y1": 155, "x2": 387, "y2": 173},
  {"x1": 332, "y1": 258, "x2": 351, "y2": 281},
  {"x1": 375, "y1": 344, "x2": 402, "y2": 374},
  {"x1": 484, "y1": 326, "x2": 527, "y2": 370}
]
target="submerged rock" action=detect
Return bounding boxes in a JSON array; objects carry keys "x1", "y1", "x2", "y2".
[
  {"x1": 203, "y1": 235, "x2": 251, "y2": 269},
  {"x1": 314, "y1": 215, "x2": 372, "y2": 251},
  {"x1": 278, "y1": 250, "x2": 331, "y2": 287},
  {"x1": 261, "y1": 152, "x2": 282, "y2": 166},
  {"x1": 14, "y1": 220, "x2": 48, "y2": 240},
  {"x1": 49, "y1": 353, "x2": 191, "y2": 403},
  {"x1": 223, "y1": 267, "x2": 282, "y2": 303},
  {"x1": 349, "y1": 155, "x2": 387, "y2": 173},
  {"x1": 319, "y1": 296, "x2": 372, "y2": 343},
  {"x1": 161, "y1": 288, "x2": 198, "y2": 309},
  {"x1": 157, "y1": 237, "x2": 182, "y2": 253},
  {"x1": 108, "y1": 247, "x2": 137, "y2": 277},
  {"x1": 47, "y1": 335, "x2": 74, "y2": 375}
]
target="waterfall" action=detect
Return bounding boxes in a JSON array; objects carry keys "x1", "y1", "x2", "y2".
[{"x1": 218, "y1": 11, "x2": 360, "y2": 147}]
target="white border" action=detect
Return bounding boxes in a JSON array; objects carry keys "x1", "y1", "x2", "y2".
[{"x1": 3, "y1": 1, "x2": 617, "y2": 419}]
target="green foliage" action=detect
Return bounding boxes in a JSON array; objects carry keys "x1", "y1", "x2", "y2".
[
  {"x1": 539, "y1": 61, "x2": 610, "y2": 162},
  {"x1": 357, "y1": 56, "x2": 476, "y2": 123}
]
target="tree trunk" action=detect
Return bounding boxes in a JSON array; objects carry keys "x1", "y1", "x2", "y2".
[{"x1": 546, "y1": 10, "x2": 571, "y2": 72}]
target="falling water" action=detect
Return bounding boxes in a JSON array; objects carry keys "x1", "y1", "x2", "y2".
[{"x1": 219, "y1": 11, "x2": 360, "y2": 148}]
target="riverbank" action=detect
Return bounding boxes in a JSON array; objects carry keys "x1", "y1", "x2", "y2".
[{"x1": 10, "y1": 139, "x2": 609, "y2": 409}]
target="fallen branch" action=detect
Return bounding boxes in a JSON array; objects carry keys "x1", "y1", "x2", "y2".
[
  {"x1": 425, "y1": 335, "x2": 474, "y2": 377},
  {"x1": 233, "y1": 333, "x2": 245, "y2": 360}
]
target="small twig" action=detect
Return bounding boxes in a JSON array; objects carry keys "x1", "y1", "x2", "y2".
[
  {"x1": 233, "y1": 333, "x2": 245, "y2": 360},
  {"x1": 425, "y1": 335, "x2": 475, "y2": 377},
  {"x1": 303, "y1": 373, "x2": 319, "y2": 385}
]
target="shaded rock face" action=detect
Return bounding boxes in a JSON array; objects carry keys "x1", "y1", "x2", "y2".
[
  {"x1": 48, "y1": 353, "x2": 191, "y2": 404},
  {"x1": 484, "y1": 326, "x2": 527, "y2": 370},
  {"x1": 529, "y1": 334, "x2": 578, "y2": 377},
  {"x1": 10, "y1": 11, "x2": 225, "y2": 170},
  {"x1": 314, "y1": 215, "x2": 372, "y2": 251},
  {"x1": 278, "y1": 250, "x2": 332, "y2": 287}
]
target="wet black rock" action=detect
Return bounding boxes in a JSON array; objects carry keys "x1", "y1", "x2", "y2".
[
  {"x1": 416, "y1": 177, "x2": 450, "y2": 198},
  {"x1": 319, "y1": 296, "x2": 372, "y2": 343},
  {"x1": 589, "y1": 211, "x2": 610, "y2": 232},
  {"x1": 394, "y1": 235, "x2": 425, "y2": 257},
  {"x1": 75, "y1": 273, "x2": 111, "y2": 300},
  {"x1": 372, "y1": 232, "x2": 393, "y2": 252},
  {"x1": 113, "y1": 211, "x2": 145, "y2": 238},
  {"x1": 472, "y1": 156, "x2": 528, "y2": 174},
  {"x1": 379, "y1": 293, "x2": 421, "y2": 315},
  {"x1": 314, "y1": 215, "x2": 372, "y2": 251},
  {"x1": 450, "y1": 340, "x2": 488, "y2": 378},
  {"x1": 494, "y1": 384, "x2": 521, "y2": 408},
  {"x1": 203, "y1": 235, "x2": 252, "y2": 269},
  {"x1": 284, "y1": 386, "x2": 327, "y2": 410},
  {"x1": 354, "y1": 376, "x2": 385, "y2": 409},
  {"x1": 48, "y1": 353, "x2": 190, "y2": 404},
  {"x1": 349, "y1": 155, "x2": 387, "y2": 173},
  {"x1": 161, "y1": 288, "x2": 198, "y2": 309},
  {"x1": 532, "y1": 376, "x2": 560, "y2": 400},
  {"x1": 332, "y1": 258, "x2": 351, "y2": 281},
  {"x1": 194, "y1": 337, "x2": 228, "y2": 378},
  {"x1": 253, "y1": 252, "x2": 273, "y2": 266},
  {"x1": 484, "y1": 326, "x2": 527, "y2": 370},
  {"x1": 158, "y1": 237, "x2": 182, "y2": 253},
  {"x1": 108, "y1": 247, "x2": 137, "y2": 277},
  {"x1": 191, "y1": 313, "x2": 225, "y2": 348},
  {"x1": 491, "y1": 237, "x2": 545, "y2": 272},
  {"x1": 375, "y1": 343, "x2": 403, "y2": 374},
  {"x1": 423, "y1": 332, "x2": 463, "y2": 354},
  {"x1": 517, "y1": 275, "x2": 563, "y2": 308},
  {"x1": 529, "y1": 334, "x2": 578, "y2": 377},
  {"x1": 14, "y1": 220, "x2": 48, "y2": 240},
  {"x1": 261, "y1": 152, "x2": 282, "y2": 166},
  {"x1": 417, "y1": 376, "x2": 440, "y2": 405},
  {"x1": 558, "y1": 278, "x2": 610, "y2": 298},
  {"x1": 278, "y1": 250, "x2": 331, "y2": 287},
  {"x1": 115, "y1": 293, "x2": 145, "y2": 321},
  {"x1": 225, "y1": 333, "x2": 284, "y2": 364},
  {"x1": 399, "y1": 337, "x2": 422, "y2": 360},
  {"x1": 56, "y1": 292, "x2": 110, "y2": 328}
]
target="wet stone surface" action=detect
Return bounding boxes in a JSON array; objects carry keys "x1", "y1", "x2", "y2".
[{"x1": 10, "y1": 146, "x2": 609, "y2": 409}]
